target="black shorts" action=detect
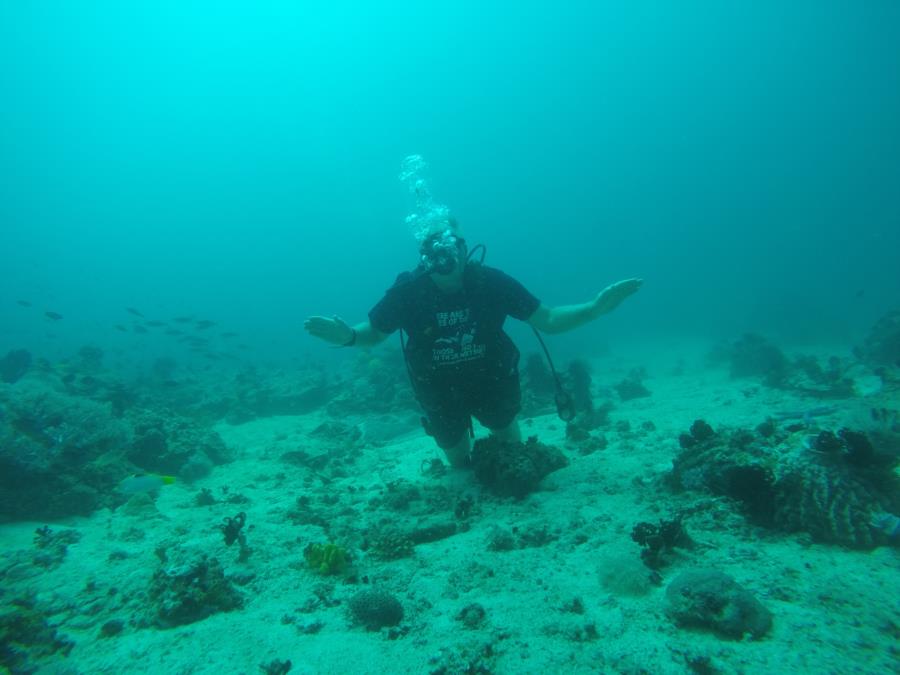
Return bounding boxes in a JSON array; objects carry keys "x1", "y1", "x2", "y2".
[{"x1": 415, "y1": 368, "x2": 522, "y2": 449}]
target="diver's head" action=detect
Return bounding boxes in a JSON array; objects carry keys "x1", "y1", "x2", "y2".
[{"x1": 420, "y1": 226, "x2": 467, "y2": 276}]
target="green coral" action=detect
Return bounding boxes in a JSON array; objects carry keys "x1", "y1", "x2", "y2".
[{"x1": 303, "y1": 542, "x2": 348, "y2": 575}]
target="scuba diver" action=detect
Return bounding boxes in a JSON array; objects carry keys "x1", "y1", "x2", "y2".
[{"x1": 304, "y1": 220, "x2": 643, "y2": 468}]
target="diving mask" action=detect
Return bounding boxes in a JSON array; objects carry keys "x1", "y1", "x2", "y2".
[{"x1": 420, "y1": 229, "x2": 466, "y2": 275}]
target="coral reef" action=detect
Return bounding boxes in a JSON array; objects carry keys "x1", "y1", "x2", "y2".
[
  {"x1": 366, "y1": 526, "x2": 414, "y2": 561},
  {"x1": 195, "y1": 487, "x2": 218, "y2": 506},
  {"x1": 99, "y1": 619, "x2": 125, "y2": 637},
  {"x1": 774, "y1": 427, "x2": 900, "y2": 547},
  {"x1": 347, "y1": 589, "x2": 403, "y2": 631},
  {"x1": 485, "y1": 526, "x2": 517, "y2": 552},
  {"x1": 714, "y1": 335, "x2": 860, "y2": 396},
  {"x1": 128, "y1": 408, "x2": 233, "y2": 480},
  {"x1": 614, "y1": 367, "x2": 652, "y2": 401},
  {"x1": 218, "y1": 512, "x2": 251, "y2": 561},
  {"x1": 33, "y1": 345, "x2": 144, "y2": 415},
  {"x1": 772, "y1": 461, "x2": 896, "y2": 548},
  {"x1": 564, "y1": 401, "x2": 613, "y2": 459},
  {"x1": 455, "y1": 603, "x2": 487, "y2": 629},
  {"x1": 725, "y1": 333, "x2": 789, "y2": 386},
  {"x1": 677, "y1": 419, "x2": 716, "y2": 449},
  {"x1": 227, "y1": 365, "x2": 333, "y2": 424},
  {"x1": 408, "y1": 520, "x2": 457, "y2": 545},
  {"x1": 520, "y1": 353, "x2": 560, "y2": 418},
  {"x1": 280, "y1": 420, "x2": 364, "y2": 471},
  {"x1": 0, "y1": 596, "x2": 74, "y2": 673},
  {"x1": 325, "y1": 351, "x2": 415, "y2": 419},
  {"x1": 379, "y1": 478, "x2": 421, "y2": 511},
  {"x1": 523, "y1": 353, "x2": 556, "y2": 397},
  {"x1": 630, "y1": 516, "x2": 693, "y2": 569},
  {"x1": 855, "y1": 309, "x2": 900, "y2": 368},
  {"x1": 427, "y1": 638, "x2": 498, "y2": 674},
  {"x1": 260, "y1": 659, "x2": 293, "y2": 675},
  {"x1": 665, "y1": 569, "x2": 772, "y2": 640},
  {"x1": 148, "y1": 550, "x2": 243, "y2": 627},
  {"x1": 0, "y1": 382, "x2": 130, "y2": 520},
  {"x1": 470, "y1": 436, "x2": 568, "y2": 498},
  {"x1": 672, "y1": 419, "x2": 779, "y2": 526},
  {"x1": 670, "y1": 418, "x2": 900, "y2": 548},
  {"x1": 0, "y1": 348, "x2": 31, "y2": 384},
  {"x1": 522, "y1": 355, "x2": 615, "y2": 426},
  {"x1": 287, "y1": 471, "x2": 469, "y2": 568},
  {"x1": 565, "y1": 359, "x2": 594, "y2": 414},
  {"x1": 32, "y1": 526, "x2": 82, "y2": 569},
  {"x1": 789, "y1": 355, "x2": 855, "y2": 398}
]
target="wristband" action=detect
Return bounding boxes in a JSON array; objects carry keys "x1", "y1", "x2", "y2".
[{"x1": 342, "y1": 328, "x2": 357, "y2": 347}]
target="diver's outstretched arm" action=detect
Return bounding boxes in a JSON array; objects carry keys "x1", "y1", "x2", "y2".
[
  {"x1": 527, "y1": 278, "x2": 643, "y2": 334},
  {"x1": 303, "y1": 316, "x2": 390, "y2": 348}
]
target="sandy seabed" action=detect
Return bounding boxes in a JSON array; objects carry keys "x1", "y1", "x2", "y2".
[{"x1": 2, "y1": 338, "x2": 898, "y2": 675}]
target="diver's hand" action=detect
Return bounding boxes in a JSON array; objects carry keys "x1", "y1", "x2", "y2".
[
  {"x1": 303, "y1": 315, "x2": 355, "y2": 346},
  {"x1": 592, "y1": 278, "x2": 643, "y2": 316}
]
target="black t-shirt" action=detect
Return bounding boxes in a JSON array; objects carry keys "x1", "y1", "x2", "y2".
[{"x1": 368, "y1": 264, "x2": 541, "y2": 381}]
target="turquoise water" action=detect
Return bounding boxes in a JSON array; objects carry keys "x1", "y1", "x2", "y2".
[
  {"x1": 1, "y1": 3, "x2": 898, "y2": 673},
  {"x1": 3, "y1": 2, "x2": 899, "y2": 359}
]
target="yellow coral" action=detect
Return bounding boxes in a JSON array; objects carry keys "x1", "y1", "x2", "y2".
[{"x1": 303, "y1": 542, "x2": 347, "y2": 575}]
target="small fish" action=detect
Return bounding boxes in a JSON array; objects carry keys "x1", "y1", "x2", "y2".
[
  {"x1": 773, "y1": 406, "x2": 838, "y2": 425},
  {"x1": 146, "y1": 320, "x2": 167, "y2": 327},
  {"x1": 133, "y1": 325, "x2": 149, "y2": 334},
  {"x1": 44, "y1": 311, "x2": 63, "y2": 321},
  {"x1": 17, "y1": 300, "x2": 32, "y2": 307},
  {"x1": 126, "y1": 307, "x2": 144, "y2": 318},
  {"x1": 195, "y1": 320, "x2": 216, "y2": 330},
  {"x1": 165, "y1": 329, "x2": 183, "y2": 336},
  {"x1": 173, "y1": 316, "x2": 194, "y2": 323},
  {"x1": 221, "y1": 332, "x2": 238, "y2": 338},
  {"x1": 118, "y1": 474, "x2": 176, "y2": 494},
  {"x1": 114, "y1": 324, "x2": 128, "y2": 332}
]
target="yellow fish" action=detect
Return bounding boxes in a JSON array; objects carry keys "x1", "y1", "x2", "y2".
[{"x1": 117, "y1": 474, "x2": 176, "y2": 494}]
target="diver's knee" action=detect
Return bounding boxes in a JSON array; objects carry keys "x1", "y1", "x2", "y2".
[
  {"x1": 442, "y1": 434, "x2": 471, "y2": 468},
  {"x1": 490, "y1": 417, "x2": 521, "y2": 443}
]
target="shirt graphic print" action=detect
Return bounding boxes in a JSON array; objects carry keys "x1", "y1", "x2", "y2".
[{"x1": 432, "y1": 308, "x2": 486, "y2": 366}]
